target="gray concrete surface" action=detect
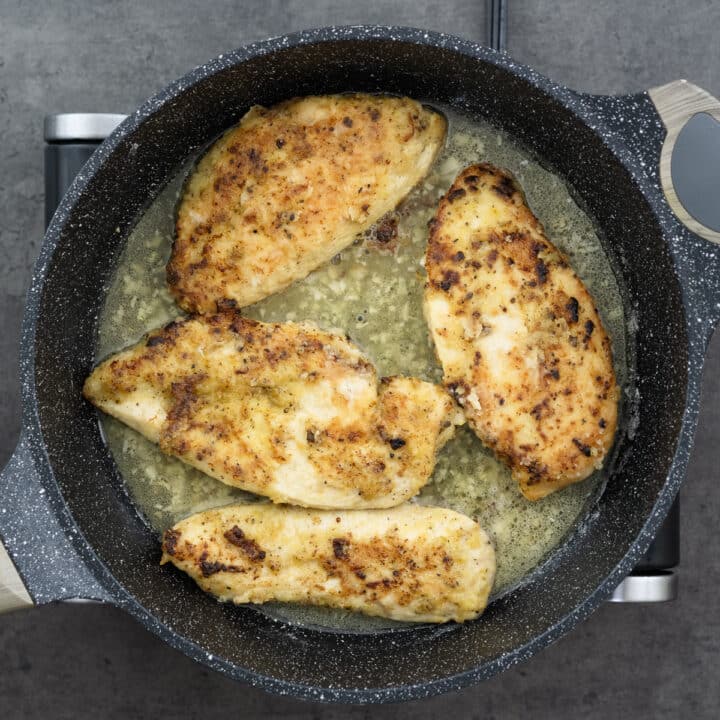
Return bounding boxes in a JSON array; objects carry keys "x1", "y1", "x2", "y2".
[{"x1": 1, "y1": 1, "x2": 719, "y2": 717}]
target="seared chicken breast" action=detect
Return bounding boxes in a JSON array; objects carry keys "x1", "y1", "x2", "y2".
[
  {"x1": 84, "y1": 313, "x2": 463, "y2": 508},
  {"x1": 161, "y1": 503, "x2": 495, "y2": 623},
  {"x1": 168, "y1": 94, "x2": 447, "y2": 313},
  {"x1": 424, "y1": 164, "x2": 618, "y2": 500}
]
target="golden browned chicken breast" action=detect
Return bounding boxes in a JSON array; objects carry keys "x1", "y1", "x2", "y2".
[
  {"x1": 424, "y1": 163, "x2": 619, "y2": 500},
  {"x1": 161, "y1": 503, "x2": 496, "y2": 623},
  {"x1": 84, "y1": 313, "x2": 463, "y2": 508},
  {"x1": 168, "y1": 94, "x2": 447, "y2": 313}
]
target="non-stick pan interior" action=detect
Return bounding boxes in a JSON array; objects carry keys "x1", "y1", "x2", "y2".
[{"x1": 32, "y1": 32, "x2": 688, "y2": 697}]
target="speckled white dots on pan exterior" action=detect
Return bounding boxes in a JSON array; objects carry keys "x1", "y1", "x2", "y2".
[{"x1": 2, "y1": 26, "x2": 720, "y2": 704}]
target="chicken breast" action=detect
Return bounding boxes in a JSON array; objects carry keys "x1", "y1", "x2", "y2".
[
  {"x1": 161, "y1": 503, "x2": 495, "y2": 623},
  {"x1": 424, "y1": 163, "x2": 619, "y2": 500},
  {"x1": 168, "y1": 94, "x2": 447, "y2": 313},
  {"x1": 84, "y1": 313, "x2": 463, "y2": 508}
]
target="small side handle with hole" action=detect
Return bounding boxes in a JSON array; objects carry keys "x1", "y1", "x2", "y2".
[{"x1": 649, "y1": 80, "x2": 720, "y2": 244}]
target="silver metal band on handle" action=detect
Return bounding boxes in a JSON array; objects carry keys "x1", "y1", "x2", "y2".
[
  {"x1": 609, "y1": 573, "x2": 678, "y2": 603},
  {"x1": 44, "y1": 113, "x2": 127, "y2": 142}
]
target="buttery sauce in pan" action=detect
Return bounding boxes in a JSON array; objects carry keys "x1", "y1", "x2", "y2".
[{"x1": 96, "y1": 104, "x2": 628, "y2": 630}]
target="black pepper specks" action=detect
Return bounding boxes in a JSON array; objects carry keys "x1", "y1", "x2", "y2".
[
  {"x1": 565, "y1": 297, "x2": 580, "y2": 324},
  {"x1": 146, "y1": 334, "x2": 169, "y2": 347},
  {"x1": 447, "y1": 187, "x2": 467, "y2": 203},
  {"x1": 375, "y1": 218, "x2": 397, "y2": 244},
  {"x1": 572, "y1": 438, "x2": 592, "y2": 457},
  {"x1": 493, "y1": 175, "x2": 515, "y2": 198},
  {"x1": 224, "y1": 526, "x2": 266, "y2": 561},
  {"x1": 535, "y1": 258, "x2": 549, "y2": 285},
  {"x1": 439, "y1": 270, "x2": 460, "y2": 291},
  {"x1": 162, "y1": 529, "x2": 181, "y2": 556},
  {"x1": 332, "y1": 537, "x2": 350, "y2": 559},
  {"x1": 216, "y1": 298, "x2": 238, "y2": 311}
]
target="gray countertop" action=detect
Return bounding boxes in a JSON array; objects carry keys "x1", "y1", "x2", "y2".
[{"x1": 1, "y1": 1, "x2": 719, "y2": 717}]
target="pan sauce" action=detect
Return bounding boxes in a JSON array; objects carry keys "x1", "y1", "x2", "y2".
[{"x1": 97, "y1": 104, "x2": 628, "y2": 629}]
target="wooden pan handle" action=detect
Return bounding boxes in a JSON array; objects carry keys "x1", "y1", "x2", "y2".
[
  {"x1": 649, "y1": 80, "x2": 720, "y2": 244},
  {"x1": 0, "y1": 435, "x2": 112, "y2": 608},
  {"x1": 0, "y1": 539, "x2": 33, "y2": 613}
]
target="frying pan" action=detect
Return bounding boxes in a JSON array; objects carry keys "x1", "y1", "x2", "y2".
[{"x1": 2, "y1": 27, "x2": 720, "y2": 703}]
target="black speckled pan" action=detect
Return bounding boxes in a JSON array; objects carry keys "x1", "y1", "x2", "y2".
[{"x1": 2, "y1": 27, "x2": 720, "y2": 703}]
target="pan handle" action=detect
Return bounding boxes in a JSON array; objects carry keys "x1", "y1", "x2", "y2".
[
  {"x1": 0, "y1": 433, "x2": 112, "y2": 612},
  {"x1": 0, "y1": 541, "x2": 32, "y2": 613},
  {"x1": 648, "y1": 80, "x2": 720, "y2": 245},
  {"x1": 0, "y1": 436, "x2": 36, "y2": 613},
  {"x1": 581, "y1": 81, "x2": 720, "y2": 340}
]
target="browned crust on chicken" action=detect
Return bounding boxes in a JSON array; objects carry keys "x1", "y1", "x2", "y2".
[
  {"x1": 424, "y1": 163, "x2": 619, "y2": 500},
  {"x1": 160, "y1": 503, "x2": 495, "y2": 623},
  {"x1": 83, "y1": 313, "x2": 463, "y2": 508},
  {"x1": 168, "y1": 94, "x2": 447, "y2": 312}
]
